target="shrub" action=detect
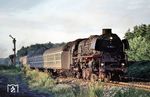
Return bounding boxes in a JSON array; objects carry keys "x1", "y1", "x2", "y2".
[
  {"x1": 127, "y1": 61, "x2": 150, "y2": 79},
  {"x1": 22, "y1": 64, "x2": 55, "y2": 93}
]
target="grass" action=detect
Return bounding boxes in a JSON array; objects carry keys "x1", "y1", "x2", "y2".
[
  {"x1": 23, "y1": 64, "x2": 88, "y2": 97},
  {"x1": 0, "y1": 65, "x2": 21, "y2": 75},
  {"x1": 0, "y1": 65, "x2": 21, "y2": 83},
  {"x1": 51, "y1": 84, "x2": 76, "y2": 97},
  {"x1": 86, "y1": 82, "x2": 150, "y2": 97},
  {"x1": 114, "y1": 88, "x2": 150, "y2": 97},
  {"x1": 1, "y1": 64, "x2": 149, "y2": 97},
  {"x1": 23, "y1": 64, "x2": 55, "y2": 94},
  {"x1": 22, "y1": 64, "x2": 150, "y2": 97}
]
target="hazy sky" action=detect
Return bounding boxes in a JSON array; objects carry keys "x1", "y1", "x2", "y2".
[{"x1": 0, "y1": 0, "x2": 150, "y2": 58}]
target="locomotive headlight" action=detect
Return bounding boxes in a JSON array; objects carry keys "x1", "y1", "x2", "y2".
[
  {"x1": 121, "y1": 63, "x2": 125, "y2": 66},
  {"x1": 101, "y1": 63, "x2": 104, "y2": 66},
  {"x1": 109, "y1": 36, "x2": 113, "y2": 40}
]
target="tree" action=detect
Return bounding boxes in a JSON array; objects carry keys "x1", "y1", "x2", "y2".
[
  {"x1": 17, "y1": 46, "x2": 27, "y2": 57},
  {"x1": 127, "y1": 36, "x2": 150, "y2": 61},
  {"x1": 125, "y1": 29, "x2": 134, "y2": 40},
  {"x1": 17, "y1": 42, "x2": 66, "y2": 57},
  {"x1": 125, "y1": 24, "x2": 150, "y2": 61}
]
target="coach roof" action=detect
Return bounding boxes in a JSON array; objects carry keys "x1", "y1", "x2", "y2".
[{"x1": 43, "y1": 46, "x2": 65, "y2": 55}]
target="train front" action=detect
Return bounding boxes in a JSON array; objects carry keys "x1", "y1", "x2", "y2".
[{"x1": 95, "y1": 29, "x2": 129, "y2": 81}]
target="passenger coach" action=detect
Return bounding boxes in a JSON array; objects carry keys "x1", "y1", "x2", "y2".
[{"x1": 43, "y1": 46, "x2": 71, "y2": 70}]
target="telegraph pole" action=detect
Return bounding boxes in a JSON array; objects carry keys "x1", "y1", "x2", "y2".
[{"x1": 9, "y1": 35, "x2": 16, "y2": 65}]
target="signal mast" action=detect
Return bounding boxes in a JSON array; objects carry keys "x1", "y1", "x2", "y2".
[{"x1": 9, "y1": 35, "x2": 16, "y2": 65}]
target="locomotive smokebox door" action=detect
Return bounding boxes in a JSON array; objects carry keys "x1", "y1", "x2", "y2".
[{"x1": 102, "y1": 29, "x2": 112, "y2": 35}]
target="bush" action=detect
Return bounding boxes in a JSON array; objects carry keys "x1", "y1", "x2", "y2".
[
  {"x1": 127, "y1": 61, "x2": 150, "y2": 79},
  {"x1": 22, "y1": 64, "x2": 55, "y2": 93}
]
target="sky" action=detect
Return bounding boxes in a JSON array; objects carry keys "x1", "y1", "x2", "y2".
[{"x1": 0, "y1": 0, "x2": 150, "y2": 58}]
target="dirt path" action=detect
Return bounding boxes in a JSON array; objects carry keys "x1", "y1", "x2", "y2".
[{"x1": 0, "y1": 74, "x2": 53, "y2": 97}]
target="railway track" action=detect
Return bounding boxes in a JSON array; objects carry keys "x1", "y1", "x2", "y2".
[
  {"x1": 56, "y1": 77, "x2": 150, "y2": 91},
  {"x1": 105, "y1": 82, "x2": 150, "y2": 91}
]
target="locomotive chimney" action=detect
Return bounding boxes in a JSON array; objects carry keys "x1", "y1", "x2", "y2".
[{"x1": 102, "y1": 28, "x2": 112, "y2": 35}]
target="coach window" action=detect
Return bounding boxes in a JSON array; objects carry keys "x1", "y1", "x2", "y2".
[
  {"x1": 56, "y1": 61, "x2": 61, "y2": 64},
  {"x1": 55, "y1": 53, "x2": 61, "y2": 60},
  {"x1": 47, "y1": 55, "x2": 54, "y2": 61}
]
